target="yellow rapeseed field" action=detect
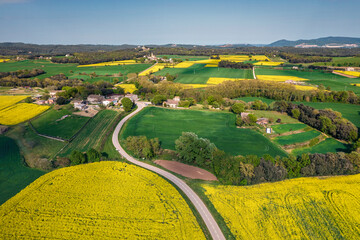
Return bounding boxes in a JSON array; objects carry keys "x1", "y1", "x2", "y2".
[
  {"x1": 181, "y1": 84, "x2": 209, "y2": 89},
  {"x1": 254, "y1": 61, "x2": 284, "y2": 66},
  {"x1": 207, "y1": 77, "x2": 247, "y2": 85},
  {"x1": 0, "y1": 95, "x2": 28, "y2": 111},
  {"x1": 203, "y1": 174, "x2": 360, "y2": 240},
  {"x1": 205, "y1": 64, "x2": 218, "y2": 67},
  {"x1": 334, "y1": 70, "x2": 360, "y2": 78},
  {"x1": 115, "y1": 83, "x2": 137, "y2": 93},
  {"x1": 0, "y1": 162, "x2": 205, "y2": 239},
  {"x1": 257, "y1": 75, "x2": 308, "y2": 82},
  {"x1": 293, "y1": 85, "x2": 318, "y2": 91},
  {"x1": 0, "y1": 103, "x2": 49, "y2": 125},
  {"x1": 0, "y1": 59, "x2": 10, "y2": 63},
  {"x1": 351, "y1": 83, "x2": 360, "y2": 87},
  {"x1": 173, "y1": 61, "x2": 196, "y2": 68},
  {"x1": 139, "y1": 63, "x2": 167, "y2": 76},
  {"x1": 78, "y1": 60, "x2": 138, "y2": 67}
]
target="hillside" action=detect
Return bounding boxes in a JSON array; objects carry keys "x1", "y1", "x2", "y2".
[
  {"x1": 268, "y1": 36, "x2": 360, "y2": 47},
  {"x1": 0, "y1": 162, "x2": 205, "y2": 239}
]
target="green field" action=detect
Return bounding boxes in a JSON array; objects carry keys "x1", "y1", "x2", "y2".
[
  {"x1": 31, "y1": 107, "x2": 90, "y2": 139},
  {"x1": 72, "y1": 64, "x2": 151, "y2": 83},
  {"x1": 250, "y1": 110, "x2": 300, "y2": 124},
  {"x1": 0, "y1": 136, "x2": 44, "y2": 205},
  {"x1": 292, "y1": 138, "x2": 350, "y2": 155},
  {"x1": 293, "y1": 101, "x2": 360, "y2": 129},
  {"x1": 0, "y1": 60, "x2": 151, "y2": 83},
  {"x1": 158, "y1": 55, "x2": 209, "y2": 61},
  {"x1": 271, "y1": 123, "x2": 307, "y2": 134},
  {"x1": 121, "y1": 107, "x2": 287, "y2": 157},
  {"x1": 309, "y1": 56, "x2": 360, "y2": 67},
  {"x1": 255, "y1": 67, "x2": 360, "y2": 94},
  {"x1": 274, "y1": 130, "x2": 321, "y2": 145},
  {"x1": 155, "y1": 64, "x2": 254, "y2": 84},
  {"x1": 59, "y1": 110, "x2": 120, "y2": 156},
  {"x1": 235, "y1": 97, "x2": 275, "y2": 105}
]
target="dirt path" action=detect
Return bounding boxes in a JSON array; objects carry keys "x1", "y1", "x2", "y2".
[
  {"x1": 154, "y1": 160, "x2": 218, "y2": 181},
  {"x1": 332, "y1": 71, "x2": 358, "y2": 78}
]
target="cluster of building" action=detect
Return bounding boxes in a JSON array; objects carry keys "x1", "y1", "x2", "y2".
[
  {"x1": 73, "y1": 94, "x2": 138, "y2": 111},
  {"x1": 163, "y1": 96, "x2": 181, "y2": 108},
  {"x1": 33, "y1": 90, "x2": 63, "y2": 105}
]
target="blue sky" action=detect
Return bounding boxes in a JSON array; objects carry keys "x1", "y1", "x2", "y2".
[{"x1": 0, "y1": 0, "x2": 359, "y2": 45}]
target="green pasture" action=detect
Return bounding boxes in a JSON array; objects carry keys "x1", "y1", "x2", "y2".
[
  {"x1": 0, "y1": 136, "x2": 44, "y2": 205},
  {"x1": 31, "y1": 106, "x2": 90, "y2": 139},
  {"x1": 249, "y1": 110, "x2": 299, "y2": 124},
  {"x1": 155, "y1": 64, "x2": 254, "y2": 84},
  {"x1": 274, "y1": 130, "x2": 321, "y2": 145},
  {"x1": 121, "y1": 107, "x2": 287, "y2": 157},
  {"x1": 58, "y1": 110, "x2": 119, "y2": 156},
  {"x1": 292, "y1": 138, "x2": 350, "y2": 155},
  {"x1": 271, "y1": 123, "x2": 307, "y2": 134}
]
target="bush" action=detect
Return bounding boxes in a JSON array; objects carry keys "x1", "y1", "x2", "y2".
[{"x1": 231, "y1": 103, "x2": 245, "y2": 114}]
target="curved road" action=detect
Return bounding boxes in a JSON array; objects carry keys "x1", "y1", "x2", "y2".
[{"x1": 112, "y1": 102, "x2": 226, "y2": 240}]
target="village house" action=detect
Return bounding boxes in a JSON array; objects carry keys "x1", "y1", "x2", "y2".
[
  {"x1": 35, "y1": 100, "x2": 46, "y2": 105},
  {"x1": 240, "y1": 112, "x2": 250, "y2": 119},
  {"x1": 49, "y1": 90, "x2": 64, "y2": 97},
  {"x1": 256, "y1": 118, "x2": 269, "y2": 126},
  {"x1": 163, "y1": 96, "x2": 180, "y2": 108},
  {"x1": 73, "y1": 100, "x2": 87, "y2": 111},
  {"x1": 107, "y1": 94, "x2": 124, "y2": 100},
  {"x1": 125, "y1": 94, "x2": 139, "y2": 103},
  {"x1": 87, "y1": 94, "x2": 105, "y2": 104},
  {"x1": 102, "y1": 99, "x2": 117, "y2": 106},
  {"x1": 46, "y1": 97, "x2": 56, "y2": 104}
]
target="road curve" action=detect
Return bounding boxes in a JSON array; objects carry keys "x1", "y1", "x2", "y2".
[{"x1": 112, "y1": 102, "x2": 226, "y2": 240}]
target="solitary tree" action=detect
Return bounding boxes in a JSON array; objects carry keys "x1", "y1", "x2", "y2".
[
  {"x1": 121, "y1": 97, "x2": 133, "y2": 112},
  {"x1": 231, "y1": 103, "x2": 245, "y2": 114},
  {"x1": 87, "y1": 148, "x2": 101, "y2": 162}
]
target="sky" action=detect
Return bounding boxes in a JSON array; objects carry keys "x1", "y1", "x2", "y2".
[{"x1": 0, "y1": 0, "x2": 359, "y2": 45}]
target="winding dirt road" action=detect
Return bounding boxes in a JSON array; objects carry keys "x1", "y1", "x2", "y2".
[{"x1": 112, "y1": 102, "x2": 226, "y2": 240}]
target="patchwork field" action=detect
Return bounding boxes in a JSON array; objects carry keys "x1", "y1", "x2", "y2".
[
  {"x1": 77, "y1": 59, "x2": 139, "y2": 67},
  {"x1": 207, "y1": 77, "x2": 247, "y2": 85},
  {"x1": 271, "y1": 123, "x2": 307, "y2": 134},
  {"x1": 0, "y1": 103, "x2": 49, "y2": 125},
  {"x1": 158, "y1": 55, "x2": 209, "y2": 61},
  {"x1": 274, "y1": 130, "x2": 321, "y2": 145},
  {"x1": 139, "y1": 63, "x2": 167, "y2": 76},
  {"x1": 254, "y1": 61, "x2": 284, "y2": 66},
  {"x1": 256, "y1": 75, "x2": 308, "y2": 82},
  {"x1": 155, "y1": 64, "x2": 254, "y2": 84},
  {"x1": 31, "y1": 107, "x2": 90, "y2": 139},
  {"x1": 0, "y1": 162, "x2": 205, "y2": 239},
  {"x1": 59, "y1": 110, "x2": 120, "y2": 156},
  {"x1": 310, "y1": 56, "x2": 360, "y2": 67},
  {"x1": 203, "y1": 174, "x2": 360, "y2": 240},
  {"x1": 0, "y1": 136, "x2": 44, "y2": 205},
  {"x1": 334, "y1": 70, "x2": 360, "y2": 78},
  {"x1": 255, "y1": 67, "x2": 360, "y2": 94},
  {"x1": 121, "y1": 107, "x2": 287, "y2": 157},
  {"x1": 292, "y1": 138, "x2": 350, "y2": 155}
]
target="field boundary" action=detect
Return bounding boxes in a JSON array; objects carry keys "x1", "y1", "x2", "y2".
[{"x1": 28, "y1": 121, "x2": 67, "y2": 142}]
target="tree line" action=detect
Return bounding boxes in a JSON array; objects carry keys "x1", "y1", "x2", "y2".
[
  {"x1": 218, "y1": 60, "x2": 253, "y2": 69},
  {"x1": 0, "y1": 69, "x2": 44, "y2": 79},
  {"x1": 278, "y1": 52, "x2": 332, "y2": 63}
]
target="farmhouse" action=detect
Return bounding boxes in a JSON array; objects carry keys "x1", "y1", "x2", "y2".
[
  {"x1": 87, "y1": 94, "x2": 105, "y2": 104},
  {"x1": 163, "y1": 96, "x2": 180, "y2": 108},
  {"x1": 102, "y1": 99, "x2": 117, "y2": 106},
  {"x1": 125, "y1": 94, "x2": 139, "y2": 103},
  {"x1": 256, "y1": 118, "x2": 269, "y2": 126},
  {"x1": 107, "y1": 94, "x2": 123, "y2": 100},
  {"x1": 73, "y1": 100, "x2": 87, "y2": 110},
  {"x1": 240, "y1": 112, "x2": 250, "y2": 119}
]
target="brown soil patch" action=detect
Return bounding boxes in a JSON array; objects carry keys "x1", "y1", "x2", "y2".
[
  {"x1": 332, "y1": 71, "x2": 358, "y2": 78},
  {"x1": 73, "y1": 110, "x2": 98, "y2": 117},
  {"x1": 154, "y1": 160, "x2": 218, "y2": 181}
]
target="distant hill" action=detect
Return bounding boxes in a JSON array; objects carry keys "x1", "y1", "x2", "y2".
[{"x1": 268, "y1": 37, "x2": 360, "y2": 48}]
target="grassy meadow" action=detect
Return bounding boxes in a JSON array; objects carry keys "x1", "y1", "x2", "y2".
[
  {"x1": 274, "y1": 130, "x2": 321, "y2": 145},
  {"x1": 0, "y1": 136, "x2": 44, "y2": 205},
  {"x1": 271, "y1": 123, "x2": 307, "y2": 134},
  {"x1": 292, "y1": 138, "x2": 350, "y2": 155},
  {"x1": 121, "y1": 107, "x2": 287, "y2": 157},
  {"x1": 31, "y1": 106, "x2": 90, "y2": 139}
]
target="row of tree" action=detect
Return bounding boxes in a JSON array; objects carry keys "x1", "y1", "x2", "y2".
[
  {"x1": 273, "y1": 101, "x2": 358, "y2": 141},
  {"x1": 0, "y1": 69, "x2": 45, "y2": 79},
  {"x1": 278, "y1": 53, "x2": 332, "y2": 63},
  {"x1": 218, "y1": 60, "x2": 253, "y2": 69}
]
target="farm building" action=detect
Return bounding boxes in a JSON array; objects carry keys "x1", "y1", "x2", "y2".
[
  {"x1": 125, "y1": 94, "x2": 139, "y2": 103},
  {"x1": 87, "y1": 95, "x2": 105, "y2": 104},
  {"x1": 102, "y1": 99, "x2": 117, "y2": 106},
  {"x1": 73, "y1": 100, "x2": 87, "y2": 110},
  {"x1": 163, "y1": 96, "x2": 181, "y2": 108},
  {"x1": 107, "y1": 94, "x2": 123, "y2": 100},
  {"x1": 240, "y1": 112, "x2": 250, "y2": 119},
  {"x1": 256, "y1": 118, "x2": 269, "y2": 126}
]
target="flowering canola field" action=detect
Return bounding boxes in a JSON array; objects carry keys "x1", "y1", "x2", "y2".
[
  {"x1": 254, "y1": 61, "x2": 284, "y2": 66},
  {"x1": 0, "y1": 59, "x2": 10, "y2": 63},
  {"x1": 207, "y1": 77, "x2": 247, "y2": 85},
  {"x1": 203, "y1": 174, "x2": 360, "y2": 240},
  {"x1": 0, "y1": 95, "x2": 28, "y2": 111},
  {"x1": 115, "y1": 83, "x2": 137, "y2": 93},
  {"x1": 173, "y1": 61, "x2": 196, "y2": 68},
  {"x1": 0, "y1": 102, "x2": 49, "y2": 125},
  {"x1": 293, "y1": 85, "x2": 318, "y2": 91},
  {"x1": 0, "y1": 162, "x2": 205, "y2": 240},
  {"x1": 257, "y1": 75, "x2": 308, "y2": 82},
  {"x1": 78, "y1": 60, "x2": 138, "y2": 67},
  {"x1": 334, "y1": 70, "x2": 360, "y2": 78},
  {"x1": 139, "y1": 63, "x2": 168, "y2": 76}
]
